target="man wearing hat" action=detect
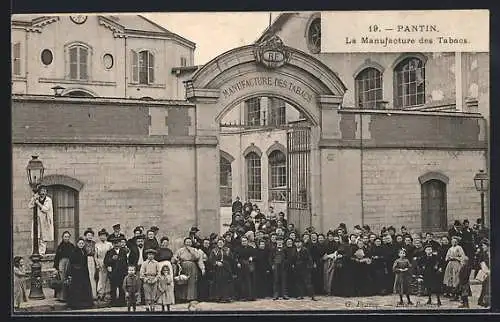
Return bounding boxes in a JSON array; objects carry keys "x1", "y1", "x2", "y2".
[
  {"x1": 189, "y1": 226, "x2": 202, "y2": 249},
  {"x1": 127, "y1": 227, "x2": 143, "y2": 249},
  {"x1": 232, "y1": 196, "x2": 243, "y2": 216},
  {"x1": 104, "y1": 237, "x2": 129, "y2": 306},
  {"x1": 140, "y1": 248, "x2": 161, "y2": 311},
  {"x1": 28, "y1": 185, "x2": 54, "y2": 255},
  {"x1": 448, "y1": 220, "x2": 463, "y2": 241},
  {"x1": 108, "y1": 224, "x2": 126, "y2": 243}
]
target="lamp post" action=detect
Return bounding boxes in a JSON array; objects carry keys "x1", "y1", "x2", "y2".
[
  {"x1": 473, "y1": 169, "x2": 489, "y2": 230},
  {"x1": 26, "y1": 155, "x2": 45, "y2": 300},
  {"x1": 51, "y1": 85, "x2": 65, "y2": 96}
]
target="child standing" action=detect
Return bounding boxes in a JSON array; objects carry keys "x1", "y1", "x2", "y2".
[
  {"x1": 140, "y1": 249, "x2": 160, "y2": 311},
  {"x1": 13, "y1": 256, "x2": 28, "y2": 310},
  {"x1": 122, "y1": 265, "x2": 141, "y2": 312},
  {"x1": 157, "y1": 264, "x2": 175, "y2": 311},
  {"x1": 457, "y1": 256, "x2": 472, "y2": 308},
  {"x1": 393, "y1": 249, "x2": 413, "y2": 306},
  {"x1": 419, "y1": 245, "x2": 443, "y2": 306}
]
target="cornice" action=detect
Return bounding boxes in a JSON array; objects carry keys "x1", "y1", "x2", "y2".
[
  {"x1": 97, "y1": 16, "x2": 127, "y2": 38},
  {"x1": 25, "y1": 16, "x2": 60, "y2": 33}
]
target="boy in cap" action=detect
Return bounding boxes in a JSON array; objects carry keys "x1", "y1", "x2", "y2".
[
  {"x1": 140, "y1": 248, "x2": 161, "y2": 311},
  {"x1": 123, "y1": 265, "x2": 141, "y2": 312},
  {"x1": 108, "y1": 224, "x2": 126, "y2": 243},
  {"x1": 104, "y1": 237, "x2": 129, "y2": 306}
]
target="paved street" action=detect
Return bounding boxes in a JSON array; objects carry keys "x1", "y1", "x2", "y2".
[{"x1": 54, "y1": 285, "x2": 485, "y2": 313}]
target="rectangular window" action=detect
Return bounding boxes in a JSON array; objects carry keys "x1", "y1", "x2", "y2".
[
  {"x1": 269, "y1": 98, "x2": 287, "y2": 126},
  {"x1": 247, "y1": 154, "x2": 261, "y2": 200},
  {"x1": 245, "y1": 98, "x2": 261, "y2": 126},
  {"x1": 12, "y1": 42, "x2": 21, "y2": 76},
  {"x1": 181, "y1": 57, "x2": 187, "y2": 67},
  {"x1": 69, "y1": 47, "x2": 78, "y2": 79},
  {"x1": 79, "y1": 47, "x2": 88, "y2": 80}
]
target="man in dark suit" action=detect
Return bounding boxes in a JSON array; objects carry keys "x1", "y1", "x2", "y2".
[
  {"x1": 290, "y1": 239, "x2": 317, "y2": 301},
  {"x1": 232, "y1": 196, "x2": 243, "y2": 216},
  {"x1": 108, "y1": 223, "x2": 126, "y2": 243},
  {"x1": 127, "y1": 234, "x2": 147, "y2": 305},
  {"x1": 104, "y1": 237, "x2": 129, "y2": 306},
  {"x1": 448, "y1": 220, "x2": 463, "y2": 241},
  {"x1": 461, "y1": 219, "x2": 475, "y2": 259}
]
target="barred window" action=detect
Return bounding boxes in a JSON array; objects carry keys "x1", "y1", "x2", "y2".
[
  {"x1": 245, "y1": 98, "x2": 261, "y2": 126},
  {"x1": 269, "y1": 150, "x2": 287, "y2": 202},
  {"x1": 394, "y1": 57, "x2": 425, "y2": 108},
  {"x1": 355, "y1": 67, "x2": 383, "y2": 109},
  {"x1": 246, "y1": 152, "x2": 261, "y2": 200},
  {"x1": 220, "y1": 156, "x2": 232, "y2": 207}
]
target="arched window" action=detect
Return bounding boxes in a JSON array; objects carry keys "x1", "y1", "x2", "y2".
[
  {"x1": 65, "y1": 90, "x2": 94, "y2": 97},
  {"x1": 131, "y1": 50, "x2": 155, "y2": 85},
  {"x1": 394, "y1": 57, "x2": 425, "y2": 108},
  {"x1": 246, "y1": 152, "x2": 261, "y2": 200},
  {"x1": 355, "y1": 67, "x2": 383, "y2": 109},
  {"x1": 421, "y1": 179, "x2": 447, "y2": 232},
  {"x1": 68, "y1": 44, "x2": 89, "y2": 80},
  {"x1": 45, "y1": 185, "x2": 79, "y2": 252},
  {"x1": 220, "y1": 156, "x2": 232, "y2": 207},
  {"x1": 269, "y1": 150, "x2": 287, "y2": 202}
]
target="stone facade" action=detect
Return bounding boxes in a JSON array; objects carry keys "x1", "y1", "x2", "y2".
[{"x1": 11, "y1": 14, "x2": 196, "y2": 100}]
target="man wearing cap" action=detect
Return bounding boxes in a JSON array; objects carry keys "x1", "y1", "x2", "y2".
[
  {"x1": 28, "y1": 185, "x2": 54, "y2": 255},
  {"x1": 140, "y1": 248, "x2": 161, "y2": 311},
  {"x1": 108, "y1": 224, "x2": 126, "y2": 243},
  {"x1": 104, "y1": 237, "x2": 129, "y2": 306},
  {"x1": 232, "y1": 196, "x2": 243, "y2": 216},
  {"x1": 189, "y1": 226, "x2": 202, "y2": 249}
]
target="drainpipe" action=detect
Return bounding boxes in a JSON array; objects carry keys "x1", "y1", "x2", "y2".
[
  {"x1": 25, "y1": 31, "x2": 29, "y2": 94},
  {"x1": 360, "y1": 113, "x2": 365, "y2": 226},
  {"x1": 124, "y1": 36, "x2": 127, "y2": 98},
  {"x1": 194, "y1": 105, "x2": 198, "y2": 227}
]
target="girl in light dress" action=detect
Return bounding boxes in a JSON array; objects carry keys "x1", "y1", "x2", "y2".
[
  {"x1": 157, "y1": 265, "x2": 175, "y2": 311},
  {"x1": 443, "y1": 236, "x2": 466, "y2": 301},
  {"x1": 393, "y1": 249, "x2": 413, "y2": 306}
]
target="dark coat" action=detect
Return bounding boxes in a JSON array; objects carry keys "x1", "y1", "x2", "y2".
[
  {"x1": 232, "y1": 200, "x2": 243, "y2": 214},
  {"x1": 104, "y1": 247, "x2": 129, "y2": 283},
  {"x1": 418, "y1": 254, "x2": 443, "y2": 293},
  {"x1": 67, "y1": 247, "x2": 93, "y2": 309},
  {"x1": 127, "y1": 245, "x2": 147, "y2": 266}
]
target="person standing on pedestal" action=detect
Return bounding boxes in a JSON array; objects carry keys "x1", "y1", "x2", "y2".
[{"x1": 28, "y1": 185, "x2": 54, "y2": 255}]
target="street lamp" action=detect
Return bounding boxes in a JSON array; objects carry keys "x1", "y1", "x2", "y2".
[
  {"x1": 473, "y1": 169, "x2": 489, "y2": 230},
  {"x1": 26, "y1": 155, "x2": 45, "y2": 300},
  {"x1": 51, "y1": 85, "x2": 65, "y2": 96}
]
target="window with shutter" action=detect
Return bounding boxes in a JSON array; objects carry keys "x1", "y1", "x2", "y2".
[
  {"x1": 136, "y1": 50, "x2": 155, "y2": 85},
  {"x1": 69, "y1": 47, "x2": 78, "y2": 79},
  {"x1": 148, "y1": 51, "x2": 155, "y2": 83},
  {"x1": 12, "y1": 42, "x2": 21, "y2": 76}
]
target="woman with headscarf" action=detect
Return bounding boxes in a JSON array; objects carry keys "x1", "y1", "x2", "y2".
[
  {"x1": 53, "y1": 231, "x2": 75, "y2": 302},
  {"x1": 443, "y1": 236, "x2": 467, "y2": 301},
  {"x1": 198, "y1": 238, "x2": 212, "y2": 301},
  {"x1": 67, "y1": 237, "x2": 94, "y2": 309},
  {"x1": 477, "y1": 239, "x2": 490, "y2": 307},
  {"x1": 369, "y1": 237, "x2": 387, "y2": 295},
  {"x1": 172, "y1": 237, "x2": 205, "y2": 303},
  {"x1": 209, "y1": 238, "x2": 234, "y2": 302}
]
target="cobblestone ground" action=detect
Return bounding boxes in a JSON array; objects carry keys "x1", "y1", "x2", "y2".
[{"x1": 68, "y1": 285, "x2": 485, "y2": 312}]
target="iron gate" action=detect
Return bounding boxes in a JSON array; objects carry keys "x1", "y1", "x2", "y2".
[{"x1": 286, "y1": 126, "x2": 312, "y2": 233}]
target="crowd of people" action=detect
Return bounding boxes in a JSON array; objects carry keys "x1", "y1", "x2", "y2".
[{"x1": 13, "y1": 196, "x2": 491, "y2": 311}]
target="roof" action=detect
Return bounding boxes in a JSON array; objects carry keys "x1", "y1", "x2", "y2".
[
  {"x1": 255, "y1": 12, "x2": 297, "y2": 43},
  {"x1": 11, "y1": 14, "x2": 195, "y2": 48}
]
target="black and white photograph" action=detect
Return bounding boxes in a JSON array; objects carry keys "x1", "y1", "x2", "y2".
[{"x1": 10, "y1": 10, "x2": 491, "y2": 314}]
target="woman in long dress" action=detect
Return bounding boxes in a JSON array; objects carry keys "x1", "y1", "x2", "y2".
[
  {"x1": 331, "y1": 240, "x2": 354, "y2": 297},
  {"x1": 322, "y1": 232, "x2": 339, "y2": 295},
  {"x1": 209, "y1": 238, "x2": 235, "y2": 302},
  {"x1": 443, "y1": 236, "x2": 466, "y2": 300},
  {"x1": 53, "y1": 231, "x2": 75, "y2": 302},
  {"x1": 477, "y1": 239, "x2": 490, "y2": 307},
  {"x1": 172, "y1": 237, "x2": 205, "y2": 303},
  {"x1": 83, "y1": 228, "x2": 98, "y2": 300},
  {"x1": 67, "y1": 237, "x2": 94, "y2": 309}
]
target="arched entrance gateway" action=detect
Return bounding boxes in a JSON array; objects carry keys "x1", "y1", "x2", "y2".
[{"x1": 185, "y1": 36, "x2": 346, "y2": 233}]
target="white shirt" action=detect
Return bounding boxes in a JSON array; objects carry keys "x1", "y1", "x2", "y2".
[{"x1": 138, "y1": 247, "x2": 144, "y2": 266}]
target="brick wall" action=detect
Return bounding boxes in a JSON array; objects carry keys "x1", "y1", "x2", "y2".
[{"x1": 12, "y1": 144, "x2": 198, "y2": 257}]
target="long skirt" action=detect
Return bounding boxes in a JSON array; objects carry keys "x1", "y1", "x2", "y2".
[
  {"x1": 56, "y1": 258, "x2": 71, "y2": 301},
  {"x1": 67, "y1": 266, "x2": 94, "y2": 309},
  {"x1": 13, "y1": 276, "x2": 27, "y2": 307},
  {"x1": 96, "y1": 267, "x2": 111, "y2": 299},
  {"x1": 323, "y1": 259, "x2": 335, "y2": 295},
  {"x1": 143, "y1": 282, "x2": 158, "y2": 303},
  {"x1": 443, "y1": 261, "x2": 461, "y2": 288},
  {"x1": 87, "y1": 257, "x2": 97, "y2": 299},
  {"x1": 393, "y1": 272, "x2": 410, "y2": 295},
  {"x1": 211, "y1": 263, "x2": 234, "y2": 301},
  {"x1": 175, "y1": 261, "x2": 200, "y2": 301}
]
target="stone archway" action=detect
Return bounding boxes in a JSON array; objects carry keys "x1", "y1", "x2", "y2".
[{"x1": 185, "y1": 36, "x2": 346, "y2": 233}]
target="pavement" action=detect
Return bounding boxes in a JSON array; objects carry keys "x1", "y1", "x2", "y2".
[{"x1": 14, "y1": 284, "x2": 487, "y2": 313}]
